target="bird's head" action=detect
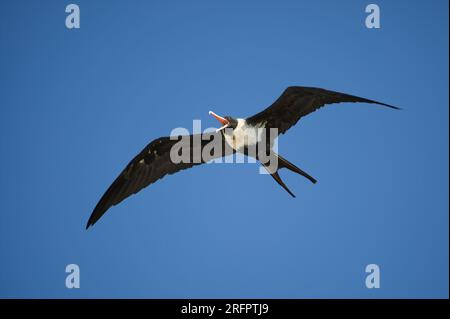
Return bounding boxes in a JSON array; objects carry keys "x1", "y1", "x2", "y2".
[{"x1": 209, "y1": 111, "x2": 238, "y2": 133}]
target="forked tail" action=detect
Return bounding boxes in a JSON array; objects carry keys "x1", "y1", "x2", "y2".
[{"x1": 261, "y1": 154, "x2": 317, "y2": 197}]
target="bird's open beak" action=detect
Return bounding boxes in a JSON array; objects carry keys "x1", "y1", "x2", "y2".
[{"x1": 209, "y1": 111, "x2": 230, "y2": 132}]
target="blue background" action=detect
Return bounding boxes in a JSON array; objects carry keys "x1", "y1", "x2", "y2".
[{"x1": 0, "y1": 0, "x2": 448, "y2": 298}]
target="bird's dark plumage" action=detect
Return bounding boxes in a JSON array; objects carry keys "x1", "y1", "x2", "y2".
[
  {"x1": 87, "y1": 86, "x2": 399, "y2": 228},
  {"x1": 246, "y1": 86, "x2": 399, "y2": 135},
  {"x1": 86, "y1": 132, "x2": 231, "y2": 228}
]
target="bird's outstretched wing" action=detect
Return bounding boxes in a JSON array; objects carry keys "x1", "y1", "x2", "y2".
[
  {"x1": 246, "y1": 86, "x2": 399, "y2": 135},
  {"x1": 86, "y1": 132, "x2": 230, "y2": 228}
]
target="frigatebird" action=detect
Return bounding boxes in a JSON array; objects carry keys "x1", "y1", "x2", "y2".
[{"x1": 86, "y1": 86, "x2": 398, "y2": 228}]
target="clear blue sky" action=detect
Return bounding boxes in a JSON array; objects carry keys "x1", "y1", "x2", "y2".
[{"x1": 0, "y1": 0, "x2": 448, "y2": 298}]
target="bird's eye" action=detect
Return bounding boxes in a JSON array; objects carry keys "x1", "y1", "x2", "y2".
[{"x1": 225, "y1": 117, "x2": 236, "y2": 129}]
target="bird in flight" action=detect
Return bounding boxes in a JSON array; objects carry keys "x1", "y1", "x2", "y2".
[{"x1": 86, "y1": 86, "x2": 399, "y2": 229}]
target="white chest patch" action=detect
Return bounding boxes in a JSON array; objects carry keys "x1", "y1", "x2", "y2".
[{"x1": 223, "y1": 119, "x2": 265, "y2": 153}]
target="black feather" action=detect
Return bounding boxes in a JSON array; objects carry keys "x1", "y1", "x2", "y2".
[
  {"x1": 246, "y1": 86, "x2": 399, "y2": 135},
  {"x1": 86, "y1": 132, "x2": 231, "y2": 228}
]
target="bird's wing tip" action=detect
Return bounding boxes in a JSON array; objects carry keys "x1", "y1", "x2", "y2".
[
  {"x1": 85, "y1": 219, "x2": 94, "y2": 230},
  {"x1": 386, "y1": 103, "x2": 401, "y2": 110},
  {"x1": 372, "y1": 100, "x2": 401, "y2": 110}
]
